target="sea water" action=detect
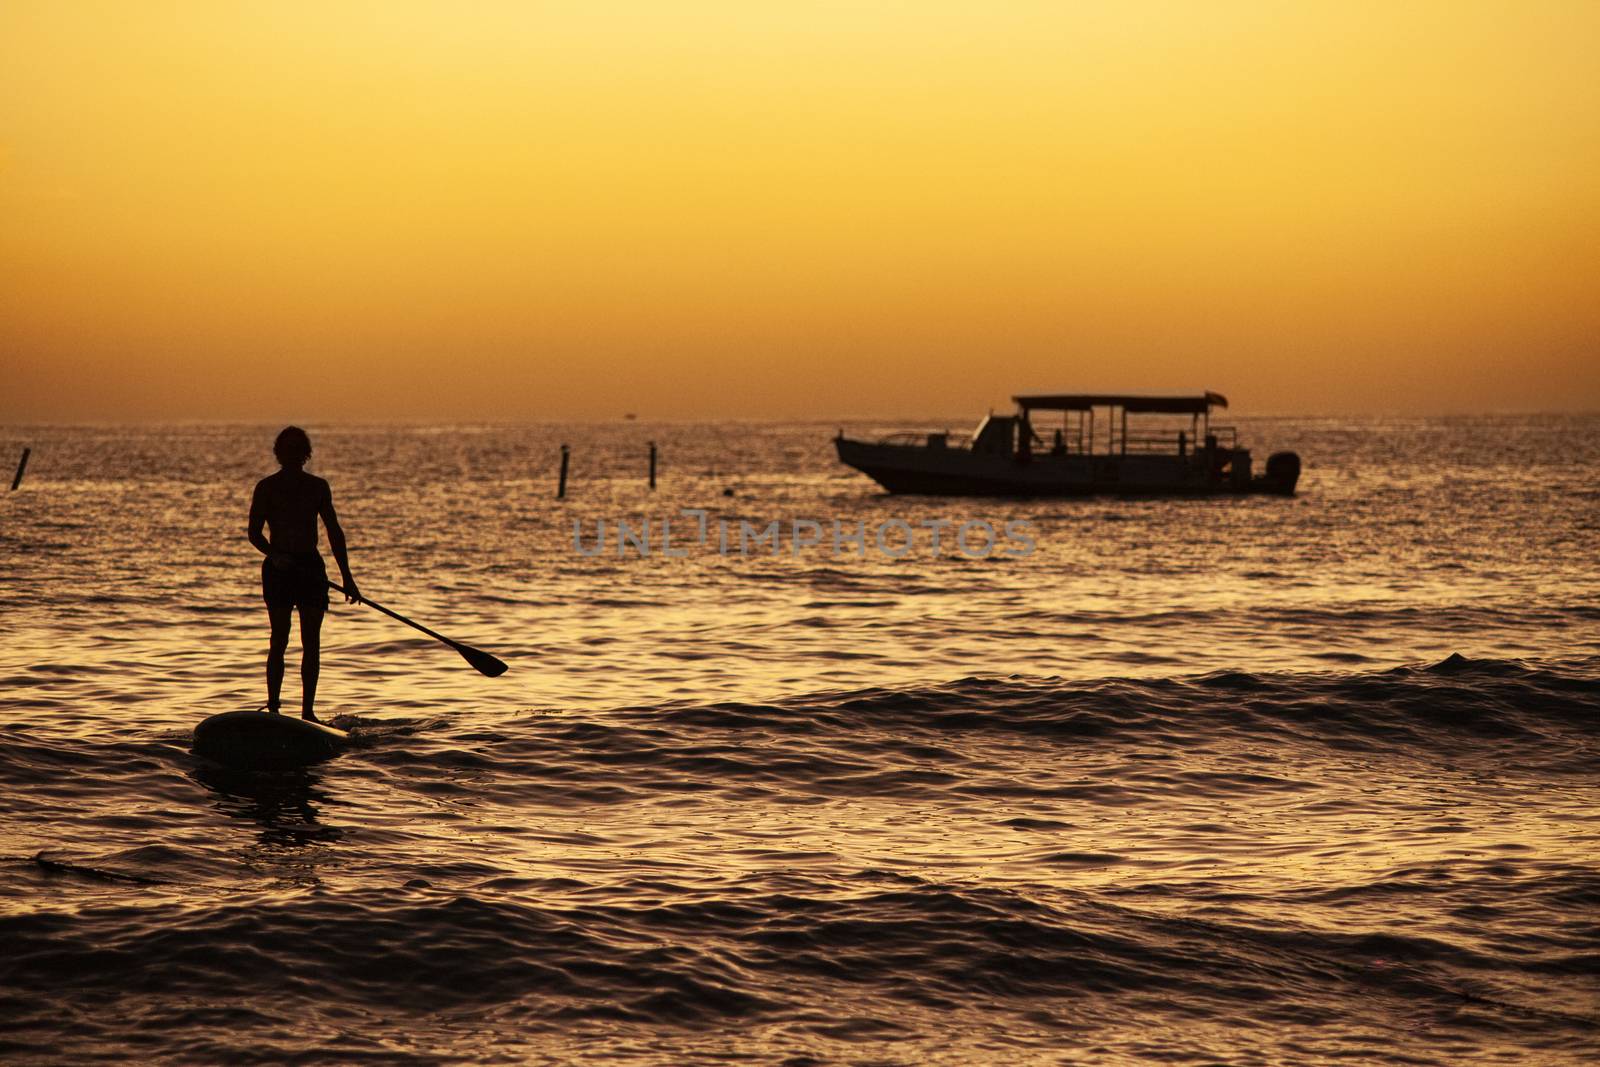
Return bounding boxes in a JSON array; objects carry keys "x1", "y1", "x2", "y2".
[{"x1": 1, "y1": 416, "x2": 1597, "y2": 1063}]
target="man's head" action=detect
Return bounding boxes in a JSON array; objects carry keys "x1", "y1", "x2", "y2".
[{"x1": 273, "y1": 426, "x2": 312, "y2": 469}]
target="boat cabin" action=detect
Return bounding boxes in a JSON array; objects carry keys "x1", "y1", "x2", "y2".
[{"x1": 1010, "y1": 391, "x2": 1232, "y2": 459}]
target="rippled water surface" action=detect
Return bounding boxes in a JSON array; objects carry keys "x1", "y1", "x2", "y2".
[{"x1": 2, "y1": 417, "x2": 1597, "y2": 1064}]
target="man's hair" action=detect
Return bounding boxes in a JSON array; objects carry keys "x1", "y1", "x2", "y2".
[{"x1": 273, "y1": 426, "x2": 313, "y2": 467}]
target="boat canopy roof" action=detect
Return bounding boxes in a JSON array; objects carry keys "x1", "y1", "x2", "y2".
[{"x1": 1013, "y1": 391, "x2": 1227, "y2": 414}]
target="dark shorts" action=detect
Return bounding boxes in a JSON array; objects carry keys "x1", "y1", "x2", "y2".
[{"x1": 262, "y1": 552, "x2": 328, "y2": 614}]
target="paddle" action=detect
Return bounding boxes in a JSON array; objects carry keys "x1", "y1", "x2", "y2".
[{"x1": 328, "y1": 580, "x2": 508, "y2": 677}]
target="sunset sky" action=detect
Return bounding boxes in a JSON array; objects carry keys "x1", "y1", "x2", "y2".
[{"x1": 2, "y1": 1, "x2": 1596, "y2": 420}]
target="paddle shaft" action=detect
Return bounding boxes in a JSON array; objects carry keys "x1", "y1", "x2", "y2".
[
  {"x1": 326, "y1": 576, "x2": 506, "y2": 675},
  {"x1": 327, "y1": 579, "x2": 465, "y2": 651}
]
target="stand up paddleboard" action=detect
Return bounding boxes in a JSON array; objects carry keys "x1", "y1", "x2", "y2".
[
  {"x1": 193, "y1": 710, "x2": 348, "y2": 769},
  {"x1": 188, "y1": 581, "x2": 501, "y2": 769}
]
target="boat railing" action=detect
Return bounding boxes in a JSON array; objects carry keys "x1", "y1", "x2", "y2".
[
  {"x1": 871, "y1": 427, "x2": 1238, "y2": 455},
  {"x1": 1116, "y1": 434, "x2": 1176, "y2": 454},
  {"x1": 1074, "y1": 426, "x2": 1240, "y2": 456},
  {"x1": 878, "y1": 431, "x2": 975, "y2": 449}
]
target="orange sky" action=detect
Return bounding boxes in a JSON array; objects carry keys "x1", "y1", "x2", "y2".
[{"x1": 2, "y1": 1, "x2": 1597, "y2": 420}]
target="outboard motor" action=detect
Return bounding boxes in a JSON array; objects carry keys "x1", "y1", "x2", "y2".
[{"x1": 1262, "y1": 451, "x2": 1301, "y2": 495}]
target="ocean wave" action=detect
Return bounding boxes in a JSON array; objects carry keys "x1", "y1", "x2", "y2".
[
  {"x1": 559, "y1": 655, "x2": 1600, "y2": 768},
  {"x1": 1, "y1": 653, "x2": 1595, "y2": 1063},
  {"x1": 2, "y1": 875, "x2": 1592, "y2": 1062}
]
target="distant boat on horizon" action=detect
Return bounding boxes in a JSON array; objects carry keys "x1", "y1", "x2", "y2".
[{"x1": 836, "y1": 391, "x2": 1300, "y2": 497}]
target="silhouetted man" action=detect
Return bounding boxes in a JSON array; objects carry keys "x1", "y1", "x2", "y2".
[{"x1": 247, "y1": 427, "x2": 359, "y2": 722}]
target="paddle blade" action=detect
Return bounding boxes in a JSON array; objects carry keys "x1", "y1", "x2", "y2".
[{"x1": 457, "y1": 643, "x2": 509, "y2": 677}]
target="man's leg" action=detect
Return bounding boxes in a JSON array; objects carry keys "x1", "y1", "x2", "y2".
[
  {"x1": 300, "y1": 604, "x2": 324, "y2": 721},
  {"x1": 266, "y1": 603, "x2": 292, "y2": 712}
]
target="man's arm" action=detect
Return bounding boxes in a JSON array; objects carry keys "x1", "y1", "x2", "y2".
[
  {"x1": 248, "y1": 482, "x2": 272, "y2": 557},
  {"x1": 319, "y1": 482, "x2": 360, "y2": 603}
]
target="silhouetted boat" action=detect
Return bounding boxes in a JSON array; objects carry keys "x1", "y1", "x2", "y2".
[{"x1": 836, "y1": 392, "x2": 1300, "y2": 497}]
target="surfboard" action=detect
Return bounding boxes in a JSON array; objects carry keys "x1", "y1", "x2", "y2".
[{"x1": 192, "y1": 710, "x2": 349, "y2": 769}]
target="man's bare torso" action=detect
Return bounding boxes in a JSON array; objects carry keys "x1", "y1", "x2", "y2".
[{"x1": 251, "y1": 469, "x2": 330, "y2": 554}]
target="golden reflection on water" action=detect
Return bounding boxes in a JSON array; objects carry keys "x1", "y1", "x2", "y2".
[{"x1": 1, "y1": 419, "x2": 1597, "y2": 1062}]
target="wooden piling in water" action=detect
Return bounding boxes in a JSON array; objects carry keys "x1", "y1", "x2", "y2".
[
  {"x1": 649, "y1": 442, "x2": 657, "y2": 490},
  {"x1": 557, "y1": 444, "x2": 570, "y2": 499},
  {"x1": 10, "y1": 447, "x2": 29, "y2": 491}
]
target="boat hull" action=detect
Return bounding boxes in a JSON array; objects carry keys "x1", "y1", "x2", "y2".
[{"x1": 835, "y1": 438, "x2": 1298, "y2": 497}]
